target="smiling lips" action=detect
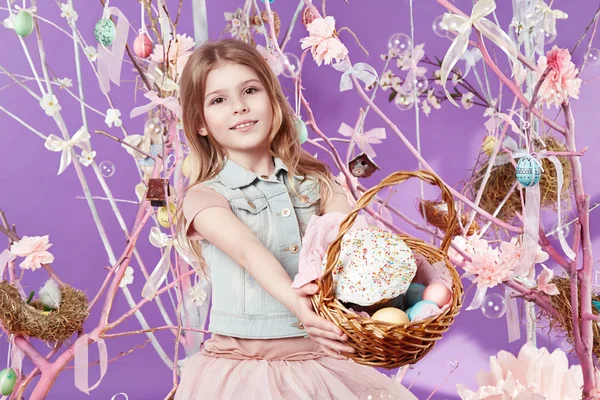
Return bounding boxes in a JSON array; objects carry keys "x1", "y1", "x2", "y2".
[{"x1": 230, "y1": 120, "x2": 258, "y2": 130}]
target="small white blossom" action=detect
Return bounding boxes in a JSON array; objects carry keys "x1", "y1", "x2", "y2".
[
  {"x1": 484, "y1": 98, "x2": 498, "y2": 117},
  {"x1": 451, "y1": 71, "x2": 463, "y2": 85},
  {"x1": 421, "y1": 99, "x2": 431, "y2": 116},
  {"x1": 427, "y1": 90, "x2": 441, "y2": 110},
  {"x1": 433, "y1": 70, "x2": 442, "y2": 86},
  {"x1": 2, "y1": 14, "x2": 15, "y2": 30},
  {"x1": 188, "y1": 283, "x2": 207, "y2": 306},
  {"x1": 78, "y1": 150, "x2": 96, "y2": 167},
  {"x1": 40, "y1": 93, "x2": 61, "y2": 116},
  {"x1": 55, "y1": 77, "x2": 73, "y2": 89},
  {"x1": 84, "y1": 45, "x2": 98, "y2": 61},
  {"x1": 119, "y1": 266, "x2": 134, "y2": 288},
  {"x1": 105, "y1": 108, "x2": 122, "y2": 128},
  {"x1": 60, "y1": 3, "x2": 78, "y2": 22},
  {"x1": 461, "y1": 92, "x2": 475, "y2": 110}
]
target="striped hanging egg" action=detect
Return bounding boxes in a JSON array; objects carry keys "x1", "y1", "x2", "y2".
[{"x1": 515, "y1": 155, "x2": 541, "y2": 187}]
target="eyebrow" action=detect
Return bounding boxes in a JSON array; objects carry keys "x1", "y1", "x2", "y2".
[{"x1": 205, "y1": 79, "x2": 262, "y2": 100}]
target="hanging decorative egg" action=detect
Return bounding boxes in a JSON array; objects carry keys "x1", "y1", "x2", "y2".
[
  {"x1": 482, "y1": 135, "x2": 497, "y2": 157},
  {"x1": 94, "y1": 19, "x2": 116, "y2": 47},
  {"x1": 133, "y1": 33, "x2": 153, "y2": 58},
  {"x1": 261, "y1": 0, "x2": 275, "y2": 2},
  {"x1": 0, "y1": 368, "x2": 16, "y2": 396},
  {"x1": 157, "y1": 203, "x2": 177, "y2": 228},
  {"x1": 515, "y1": 155, "x2": 541, "y2": 187},
  {"x1": 14, "y1": 11, "x2": 34, "y2": 38},
  {"x1": 294, "y1": 117, "x2": 308, "y2": 144}
]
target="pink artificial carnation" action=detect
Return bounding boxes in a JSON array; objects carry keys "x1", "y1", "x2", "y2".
[
  {"x1": 499, "y1": 237, "x2": 549, "y2": 272},
  {"x1": 256, "y1": 45, "x2": 283, "y2": 76},
  {"x1": 20, "y1": 251, "x2": 54, "y2": 271},
  {"x1": 300, "y1": 16, "x2": 348, "y2": 66},
  {"x1": 10, "y1": 235, "x2": 52, "y2": 257},
  {"x1": 536, "y1": 46, "x2": 582, "y2": 108},
  {"x1": 463, "y1": 243, "x2": 511, "y2": 289},
  {"x1": 150, "y1": 34, "x2": 195, "y2": 76},
  {"x1": 456, "y1": 343, "x2": 583, "y2": 400}
]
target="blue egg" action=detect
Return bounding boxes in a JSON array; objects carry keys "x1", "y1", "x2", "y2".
[
  {"x1": 516, "y1": 155, "x2": 541, "y2": 187},
  {"x1": 408, "y1": 300, "x2": 438, "y2": 321},
  {"x1": 592, "y1": 300, "x2": 600, "y2": 313},
  {"x1": 405, "y1": 283, "x2": 426, "y2": 308},
  {"x1": 261, "y1": 0, "x2": 275, "y2": 2}
]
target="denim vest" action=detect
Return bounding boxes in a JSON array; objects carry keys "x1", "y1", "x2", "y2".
[{"x1": 199, "y1": 157, "x2": 320, "y2": 339}]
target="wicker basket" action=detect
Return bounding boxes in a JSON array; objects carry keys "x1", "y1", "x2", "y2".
[{"x1": 311, "y1": 170, "x2": 464, "y2": 369}]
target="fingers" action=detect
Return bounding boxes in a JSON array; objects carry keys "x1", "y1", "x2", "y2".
[
  {"x1": 306, "y1": 326, "x2": 348, "y2": 342},
  {"x1": 296, "y1": 283, "x2": 319, "y2": 296},
  {"x1": 320, "y1": 345, "x2": 348, "y2": 360},
  {"x1": 312, "y1": 336, "x2": 355, "y2": 357}
]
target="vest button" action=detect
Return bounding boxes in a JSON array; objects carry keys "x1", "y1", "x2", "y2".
[
  {"x1": 289, "y1": 244, "x2": 299, "y2": 254},
  {"x1": 260, "y1": 175, "x2": 269, "y2": 180},
  {"x1": 300, "y1": 195, "x2": 309, "y2": 204},
  {"x1": 281, "y1": 208, "x2": 291, "y2": 217},
  {"x1": 247, "y1": 200, "x2": 256, "y2": 209}
]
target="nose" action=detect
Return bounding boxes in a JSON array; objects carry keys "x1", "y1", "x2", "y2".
[{"x1": 233, "y1": 98, "x2": 249, "y2": 115}]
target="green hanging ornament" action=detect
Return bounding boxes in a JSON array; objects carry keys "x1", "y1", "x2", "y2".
[
  {"x1": 295, "y1": 117, "x2": 308, "y2": 145},
  {"x1": 0, "y1": 368, "x2": 16, "y2": 396},
  {"x1": 94, "y1": 18, "x2": 116, "y2": 46},
  {"x1": 14, "y1": 11, "x2": 34, "y2": 38}
]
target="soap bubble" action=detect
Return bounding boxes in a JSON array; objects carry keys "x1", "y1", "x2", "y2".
[
  {"x1": 433, "y1": 15, "x2": 451, "y2": 38},
  {"x1": 481, "y1": 293, "x2": 506, "y2": 319},
  {"x1": 388, "y1": 33, "x2": 411, "y2": 55},
  {"x1": 99, "y1": 160, "x2": 115, "y2": 177},
  {"x1": 394, "y1": 93, "x2": 414, "y2": 111},
  {"x1": 360, "y1": 389, "x2": 394, "y2": 400},
  {"x1": 281, "y1": 52, "x2": 300, "y2": 78},
  {"x1": 586, "y1": 48, "x2": 600, "y2": 66},
  {"x1": 144, "y1": 117, "x2": 165, "y2": 136},
  {"x1": 447, "y1": 359, "x2": 459, "y2": 368}
]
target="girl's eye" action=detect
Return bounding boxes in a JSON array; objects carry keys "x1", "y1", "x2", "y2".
[
  {"x1": 211, "y1": 97, "x2": 224, "y2": 105},
  {"x1": 244, "y1": 87, "x2": 258, "y2": 95}
]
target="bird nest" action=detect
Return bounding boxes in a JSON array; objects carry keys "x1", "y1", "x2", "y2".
[
  {"x1": 0, "y1": 281, "x2": 88, "y2": 342},
  {"x1": 469, "y1": 136, "x2": 571, "y2": 224},
  {"x1": 418, "y1": 199, "x2": 479, "y2": 236},
  {"x1": 538, "y1": 276, "x2": 600, "y2": 358}
]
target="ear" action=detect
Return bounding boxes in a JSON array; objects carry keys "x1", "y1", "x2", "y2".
[{"x1": 198, "y1": 128, "x2": 208, "y2": 137}]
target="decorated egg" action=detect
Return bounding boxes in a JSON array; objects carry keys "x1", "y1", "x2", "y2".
[
  {"x1": 0, "y1": 368, "x2": 16, "y2": 396},
  {"x1": 482, "y1": 135, "x2": 496, "y2": 156},
  {"x1": 515, "y1": 155, "x2": 541, "y2": 187},
  {"x1": 181, "y1": 155, "x2": 194, "y2": 178},
  {"x1": 157, "y1": 203, "x2": 177, "y2": 228},
  {"x1": 14, "y1": 11, "x2": 34, "y2": 38},
  {"x1": 295, "y1": 117, "x2": 308, "y2": 144},
  {"x1": 408, "y1": 300, "x2": 439, "y2": 321},
  {"x1": 94, "y1": 19, "x2": 116, "y2": 47},
  {"x1": 134, "y1": 33, "x2": 153, "y2": 58},
  {"x1": 371, "y1": 307, "x2": 410, "y2": 325},
  {"x1": 261, "y1": 0, "x2": 275, "y2": 2},
  {"x1": 405, "y1": 283, "x2": 426, "y2": 308},
  {"x1": 422, "y1": 283, "x2": 452, "y2": 307}
]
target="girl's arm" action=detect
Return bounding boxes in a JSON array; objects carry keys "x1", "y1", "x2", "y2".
[{"x1": 191, "y1": 206, "x2": 354, "y2": 358}]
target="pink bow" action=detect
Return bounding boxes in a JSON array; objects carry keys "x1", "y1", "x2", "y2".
[
  {"x1": 338, "y1": 122, "x2": 386, "y2": 159},
  {"x1": 74, "y1": 331, "x2": 108, "y2": 394},
  {"x1": 97, "y1": 3, "x2": 129, "y2": 94},
  {"x1": 129, "y1": 91, "x2": 182, "y2": 120}
]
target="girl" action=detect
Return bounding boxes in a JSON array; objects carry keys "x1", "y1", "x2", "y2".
[{"x1": 174, "y1": 38, "x2": 416, "y2": 400}]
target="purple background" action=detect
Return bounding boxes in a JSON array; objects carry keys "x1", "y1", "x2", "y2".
[{"x1": 1, "y1": 0, "x2": 599, "y2": 398}]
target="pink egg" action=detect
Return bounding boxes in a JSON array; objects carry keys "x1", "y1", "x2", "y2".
[
  {"x1": 422, "y1": 283, "x2": 452, "y2": 307},
  {"x1": 134, "y1": 33, "x2": 153, "y2": 58}
]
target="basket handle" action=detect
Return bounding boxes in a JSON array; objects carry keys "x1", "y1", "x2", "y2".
[{"x1": 319, "y1": 170, "x2": 457, "y2": 300}]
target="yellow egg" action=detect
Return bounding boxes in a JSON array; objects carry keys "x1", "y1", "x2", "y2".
[
  {"x1": 157, "y1": 203, "x2": 177, "y2": 228},
  {"x1": 482, "y1": 135, "x2": 497, "y2": 157},
  {"x1": 181, "y1": 155, "x2": 193, "y2": 179},
  {"x1": 371, "y1": 307, "x2": 410, "y2": 325}
]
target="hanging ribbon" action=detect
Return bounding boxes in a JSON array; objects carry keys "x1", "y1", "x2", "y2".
[
  {"x1": 129, "y1": 91, "x2": 182, "y2": 120},
  {"x1": 142, "y1": 227, "x2": 197, "y2": 300},
  {"x1": 338, "y1": 122, "x2": 386, "y2": 159},
  {"x1": 74, "y1": 332, "x2": 108, "y2": 394},
  {"x1": 536, "y1": 2, "x2": 568, "y2": 36},
  {"x1": 97, "y1": 1, "x2": 129, "y2": 94},
  {"x1": 0, "y1": 249, "x2": 15, "y2": 280},
  {"x1": 44, "y1": 127, "x2": 90, "y2": 175},
  {"x1": 331, "y1": 59, "x2": 378, "y2": 92},
  {"x1": 505, "y1": 287, "x2": 521, "y2": 342},
  {"x1": 440, "y1": 0, "x2": 517, "y2": 106}
]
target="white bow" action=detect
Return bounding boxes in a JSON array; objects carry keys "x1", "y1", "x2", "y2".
[
  {"x1": 44, "y1": 127, "x2": 90, "y2": 175},
  {"x1": 332, "y1": 60, "x2": 378, "y2": 92}
]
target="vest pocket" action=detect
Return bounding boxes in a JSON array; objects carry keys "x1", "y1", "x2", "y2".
[
  {"x1": 229, "y1": 196, "x2": 269, "y2": 235},
  {"x1": 291, "y1": 183, "x2": 321, "y2": 236}
]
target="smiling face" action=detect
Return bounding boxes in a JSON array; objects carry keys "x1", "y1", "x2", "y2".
[{"x1": 201, "y1": 62, "x2": 274, "y2": 159}]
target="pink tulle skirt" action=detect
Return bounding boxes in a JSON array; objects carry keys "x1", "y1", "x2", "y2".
[{"x1": 175, "y1": 334, "x2": 417, "y2": 400}]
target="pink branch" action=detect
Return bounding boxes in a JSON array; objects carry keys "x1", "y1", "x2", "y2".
[
  {"x1": 504, "y1": 280, "x2": 559, "y2": 319},
  {"x1": 13, "y1": 336, "x2": 51, "y2": 372}
]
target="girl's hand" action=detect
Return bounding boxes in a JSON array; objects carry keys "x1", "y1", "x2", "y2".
[{"x1": 294, "y1": 283, "x2": 355, "y2": 360}]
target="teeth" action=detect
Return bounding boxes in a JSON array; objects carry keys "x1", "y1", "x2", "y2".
[{"x1": 232, "y1": 121, "x2": 256, "y2": 129}]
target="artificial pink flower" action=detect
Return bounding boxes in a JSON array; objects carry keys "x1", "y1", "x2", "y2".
[
  {"x1": 463, "y1": 244, "x2": 512, "y2": 289},
  {"x1": 537, "y1": 265, "x2": 559, "y2": 296},
  {"x1": 256, "y1": 45, "x2": 283, "y2": 76},
  {"x1": 150, "y1": 34, "x2": 195, "y2": 77},
  {"x1": 10, "y1": 235, "x2": 52, "y2": 256},
  {"x1": 20, "y1": 251, "x2": 54, "y2": 271},
  {"x1": 536, "y1": 46, "x2": 582, "y2": 108},
  {"x1": 456, "y1": 343, "x2": 583, "y2": 400},
  {"x1": 449, "y1": 235, "x2": 479, "y2": 264},
  {"x1": 300, "y1": 16, "x2": 348, "y2": 66},
  {"x1": 499, "y1": 237, "x2": 549, "y2": 273}
]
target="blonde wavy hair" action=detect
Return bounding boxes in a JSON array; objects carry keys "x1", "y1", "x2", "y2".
[{"x1": 176, "y1": 39, "x2": 334, "y2": 274}]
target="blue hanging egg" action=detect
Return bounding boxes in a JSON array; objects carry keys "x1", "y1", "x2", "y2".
[
  {"x1": 0, "y1": 368, "x2": 16, "y2": 396},
  {"x1": 515, "y1": 155, "x2": 541, "y2": 187},
  {"x1": 261, "y1": 0, "x2": 275, "y2": 3},
  {"x1": 295, "y1": 117, "x2": 308, "y2": 144},
  {"x1": 94, "y1": 19, "x2": 116, "y2": 47},
  {"x1": 14, "y1": 11, "x2": 34, "y2": 38}
]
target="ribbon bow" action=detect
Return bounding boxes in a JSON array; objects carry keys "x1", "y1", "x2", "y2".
[
  {"x1": 332, "y1": 60, "x2": 378, "y2": 92},
  {"x1": 97, "y1": 1, "x2": 129, "y2": 94},
  {"x1": 440, "y1": 0, "x2": 517, "y2": 106},
  {"x1": 141, "y1": 227, "x2": 197, "y2": 300},
  {"x1": 74, "y1": 331, "x2": 108, "y2": 394},
  {"x1": 44, "y1": 127, "x2": 90, "y2": 175},
  {"x1": 130, "y1": 91, "x2": 182, "y2": 120},
  {"x1": 536, "y1": 2, "x2": 568, "y2": 36},
  {"x1": 338, "y1": 122, "x2": 386, "y2": 159}
]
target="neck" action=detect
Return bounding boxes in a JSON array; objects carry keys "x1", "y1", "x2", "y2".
[{"x1": 226, "y1": 150, "x2": 274, "y2": 176}]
